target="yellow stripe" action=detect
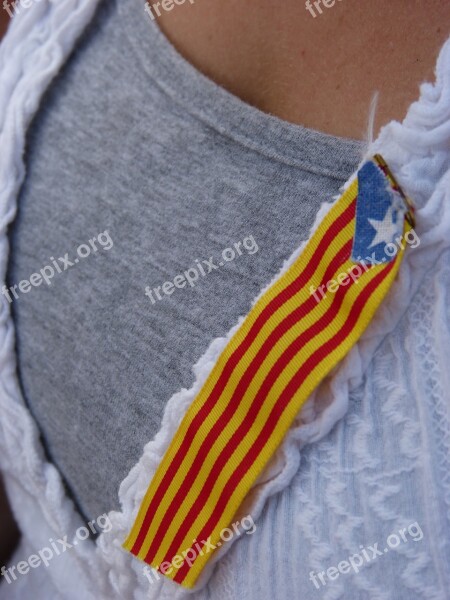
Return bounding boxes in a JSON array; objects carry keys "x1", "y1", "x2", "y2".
[
  {"x1": 147, "y1": 256, "x2": 387, "y2": 572},
  {"x1": 124, "y1": 157, "x2": 412, "y2": 589},
  {"x1": 146, "y1": 254, "x2": 358, "y2": 564},
  {"x1": 136, "y1": 222, "x2": 356, "y2": 561},
  {"x1": 177, "y1": 233, "x2": 406, "y2": 587},
  {"x1": 124, "y1": 180, "x2": 358, "y2": 550}
]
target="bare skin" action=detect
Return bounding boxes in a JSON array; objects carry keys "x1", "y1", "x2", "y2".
[
  {"x1": 0, "y1": 5, "x2": 10, "y2": 38},
  {"x1": 155, "y1": 0, "x2": 450, "y2": 139}
]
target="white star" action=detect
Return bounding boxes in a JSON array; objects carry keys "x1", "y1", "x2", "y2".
[{"x1": 367, "y1": 205, "x2": 400, "y2": 250}]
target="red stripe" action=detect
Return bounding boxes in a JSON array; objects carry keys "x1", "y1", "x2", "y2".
[
  {"x1": 159, "y1": 260, "x2": 365, "y2": 569},
  {"x1": 144, "y1": 238, "x2": 353, "y2": 564},
  {"x1": 131, "y1": 198, "x2": 356, "y2": 556},
  {"x1": 174, "y1": 261, "x2": 394, "y2": 584}
]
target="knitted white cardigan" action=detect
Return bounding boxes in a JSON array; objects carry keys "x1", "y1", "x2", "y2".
[{"x1": 0, "y1": 3, "x2": 449, "y2": 599}]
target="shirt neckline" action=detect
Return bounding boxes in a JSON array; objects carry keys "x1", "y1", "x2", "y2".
[{"x1": 119, "y1": 0, "x2": 366, "y2": 179}]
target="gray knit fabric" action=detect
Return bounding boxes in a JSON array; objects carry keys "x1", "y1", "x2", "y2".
[{"x1": 7, "y1": 0, "x2": 365, "y2": 521}]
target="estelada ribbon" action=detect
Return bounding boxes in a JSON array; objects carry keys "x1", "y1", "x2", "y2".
[{"x1": 123, "y1": 154, "x2": 415, "y2": 588}]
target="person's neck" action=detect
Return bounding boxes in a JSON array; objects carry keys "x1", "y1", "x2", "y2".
[{"x1": 154, "y1": 0, "x2": 449, "y2": 140}]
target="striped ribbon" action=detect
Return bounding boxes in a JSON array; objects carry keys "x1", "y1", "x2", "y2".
[{"x1": 124, "y1": 155, "x2": 414, "y2": 588}]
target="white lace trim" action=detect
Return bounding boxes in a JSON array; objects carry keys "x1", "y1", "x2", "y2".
[{"x1": 0, "y1": 3, "x2": 449, "y2": 598}]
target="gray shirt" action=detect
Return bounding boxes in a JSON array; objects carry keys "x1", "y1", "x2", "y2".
[{"x1": 7, "y1": 0, "x2": 365, "y2": 521}]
